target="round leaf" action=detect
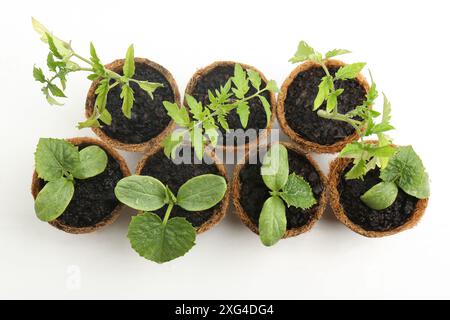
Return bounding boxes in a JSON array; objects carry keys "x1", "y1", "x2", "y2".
[
  {"x1": 35, "y1": 177, "x2": 74, "y2": 221},
  {"x1": 114, "y1": 175, "x2": 167, "y2": 211},
  {"x1": 72, "y1": 146, "x2": 108, "y2": 179},
  {"x1": 177, "y1": 174, "x2": 227, "y2": 211},
  {"x1": 258, "y1": 196, "x2": 286, "y2": 247},
  {"x1": 128, "y1": 213, "x2": 196, "y2": 264},
  {"x1": 261, "y1": 144, "x2": 289, "y2": 191},
  {"x1": 280, "y1": 173, "x2": 317, "y2": 209},
  {"x1": 361, "y1": 181, "x2": 399, "y2": 210}
]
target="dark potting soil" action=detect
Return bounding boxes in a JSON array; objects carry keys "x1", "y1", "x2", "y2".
[
  {"x1": 99, "y1": 62, "x2": 174, "y2": 144},
  {"x1": 284, "y1": 66, "x2": 367, "y2": 145},
  {"x1": 189, "y1": 64, "x2": 271, "y2": 146},
  {"x1": 39, "y1": 144, "x2": 124, "y2": 228},
  {"x1": 139, "y1": 149, "x2": 224, "y2": 227},
  {"x1": 239, "y1": 149, "x2": 323, "y2": 230},
  {"x1": 338, "y1": 165, "x2": 419, "y2": 232}
]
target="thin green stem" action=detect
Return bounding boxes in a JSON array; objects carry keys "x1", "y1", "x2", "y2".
[
  {"x1": 317, "y1": 110, "x2": 362, "y2": 136},
  {"x1": 162, "y1": 202, "x2": 174, "y2": 225}
]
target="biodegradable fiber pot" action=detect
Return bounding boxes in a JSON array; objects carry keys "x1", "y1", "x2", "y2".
[
  {"x1": 277, "y1": 59, "x2": 370, "y2": 153},
  {"x1": 86, "y1": 58, "x2": 181, "y2": 152},
  {"x1": 135, "y1": 147, "x2": 230, "y2": 233},
  {"x1": 184, "y1": 61, "x2": 277, "y2": 151},
  {"x1": 328, "y1": 156, "x2": 429, "y2": 238},
  {"x1": 31, "y1": 137, "x2": 131, "y2": 234},
  {"x1": 232, "y1": 142, "x2": 327, "y2": 238}
]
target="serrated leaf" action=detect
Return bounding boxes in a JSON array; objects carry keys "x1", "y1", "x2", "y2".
[
  {"x1": 123, "y1": 44, "x2": 135, "y2": 78},
  {"x1": 177, "y1": 174, "x2": 227, "y2": 211},
  {"x1": 279, "y1": 173, "x2": 316, "y2": 209},
  {"x1": 95, "y1": 79, "x2": 109, "y2": 114},
  {"x1": 382, "y1": 93, "x2": 392, "y2": 124},
  {"x1": 48, "y1": 83, "x2": 66, "y2": 98},
  {"x1": 99, "y1": 109, "x2": 112, "y2": 125},
  {"x1": 261, "y1": 144, "x2": 289, "y2": 191},
  {"x1": 345, "y1": 160, "x2": 366, "y2": 180},
  {"x1": 369, "y1": 123, "x2": 395, "y2": 135},
  {"x1": 325, "y1": 49, "x2": 351, "y2": 59},
  {"x1": 128, "y1": 213, "x2": 196, "y2": 264},
  {"x1": 33, "y1": 66, "x2": 46, "y2": 83},
  {"x1": 90, "y1": 42, "x2": 101, "y2": 64},
  {"x1": 78, "y1": 116, "x2": 101, "y2": 129},
  {"x1": 120, "y1": 84, "x2": 134, "y2": 119},
  {"x1": 247, "y1": 69, "x2": 261, "y2": 90},
  {"x1": 72, "y1": 146, "x2": 108, "y2": 179},
  {"x1": 35, "y1": 177, "x2": 74, "y2": 222},
  {"x1": 35, "y1": 138, "x2": 80, "y2": 181},
  {"x1": 46, "y1": 33, "x2": 63, "y2": 59},
  {"x1": 236, "y1": 101, "x2": 250, "y2": 128},
  {"x1": 259, "y1": 196, "x2": 286, "y2": 246},
  {"x1": 258, "y1": 95, "x2": 272, "y2": 127},
  {"x1": 190, "y1": 125, "x2": 204, "y2": 160},
  {"x1": 137, "y1": 81, "x2": 163, "y2": 99},
  {"x1": 231, "y1": 64, "x2": 249, "y2": 99},
  {"x1": 289, "y1": 41, "x2": 316, "y2": 63},
  {"x1": 266, "y1": 80, "x2": 279, "y2": 93},
  {"x1": 361, "y1": 181, "x2": 398, "y2": 210},
  {"x1": 326, "y1": 89, "x2": 343, "y2": 113},
  {"x1": 185, "y1": 94, "x2": 203, "y2": 119},
  {"x1": 371, "y1": 145, "x2": 396, "y2": 158},
  {"x1": 32, "y1": 18, "x2": 72, "y2": 57},
  {"x1": 339, "y1": 142, "x2": 364, "y2": 158},
  {"x1": 163, "y1": 101, "x2": 190, "y2": 127},
  {"x1": 380, "y1": 146, "x2": 429, "y2": 199},
  {"x1": 313, "y1": 76, "x2": 331, "y2": 110},
  {"x1": 115, "y1": 175, "x2": 167, "y2": 211},
  {"x1": 335, "y1": 62, "x2": 366, "y2": 80},
  {"x1": 218, "y1": 114, "x2": 229, "y2": 131}
]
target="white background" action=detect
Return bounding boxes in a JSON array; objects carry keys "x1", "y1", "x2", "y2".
[{"x1": 0, "y1": 0, "x2": 449, "y2": 299}]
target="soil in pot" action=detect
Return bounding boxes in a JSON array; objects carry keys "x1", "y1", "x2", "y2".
[
  {"x1": 136, "y1": 148, "x2": 229, "y2": 231},
  {"x1": 236, "y1": 145, "x2": 325, "y2": 233},
  {"x1": 32, "y1": 139, "x2": 130, "y2": 233},
  {"x1": 338, "y1": 165, "x2": 419, "y2": 232},
  {"x1": 279, "y1": 61, "x2": 368, "y2": 152},
  {"x1": 186, "y1": 62, "x2": 274, "y2": 148},
  {"x1": 86, "y1": 59, "x2": 179, "y2": 150}
]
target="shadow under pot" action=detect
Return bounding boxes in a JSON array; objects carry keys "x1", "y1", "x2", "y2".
[
  {"x1": 135, "y1": 147, "x2": 230, "y2": 233},
  {"x1": 277, "y1": 59, "x2": 369, "y2": 153},
  {"x1": 85, "y1": 58, "x2": 180, "y2": 152},
  {"x1": 184, "y1": 61, "x2": 276, "y2": 152},
  {"x1": 328, "y1": 157, "x2": 428, "y2": 237},
  {"x1": 31, "y1": 137, "x2": 131, "y2": 234},
  {"x1": 232, "y1": 142, "x2": 327, "y2": 239}
]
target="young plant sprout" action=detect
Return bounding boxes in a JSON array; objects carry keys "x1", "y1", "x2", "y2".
[
  {"x1": 114, "y1": 174, "x2": 227, "y2": 263},
  {"x1": 290, "y1": 41, "x2": 429, "y2": 210},
  {"x1": 161, "y1": 64, "x2": 279, "y2": 159},
  {"x1": 258, "y1": 144, "x2": 316, "y2": 246},
  {"x1": 34, "y1": 138, "x2": 108, "y2": 221},
  {"x1": 31, "y1": 18, "x2": 163, "y2": 128}
]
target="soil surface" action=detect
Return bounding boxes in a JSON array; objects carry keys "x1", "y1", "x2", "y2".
[
  {"x1": 284, "y1": 66, "x2": 366, "y2": 145},
  {"x1": 99, "y1": 62, "x2": 174, "y2": 144},
  {"x1": 139, "y1": 149, "x2": 224, "y2": 227},
  {"x1": 38, "y1": 144, "x2": 124, "y2": 228},
  {"x1": 239, "y1": 149, "x2": 323, "y2": 230},
  {"x1": 338, "y1": 165, "x2": 418, "y2": 232},
  {"x1": 189, "y1": 64, "x2": 271, "y2": 146}
]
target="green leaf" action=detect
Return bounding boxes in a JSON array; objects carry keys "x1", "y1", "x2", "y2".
[
  {"x1": 360, "y1": 181, "x2": 398, "y2": 210},
  {"x1": 372, "y1": 145, "x2": 396, "y2": 157},
  {"x1": 326, "y1": 89, "x2": 343, "y2": 113},
  {"x1": 128, "y1": 213, "x2": 196, "y2": 264},
  {"x1": 289, "y1": 41, "x2": 316, "y2": 63},
  {"x1": 95, "y1": 79, "x2": 110, "y2": 114},
  {"x1": 137, "y1": 81, "x2": 163, "y2": 99},
  {"x1": 162, "y1": 131, "x2": 184, "y2": 158},
  {"x1": 115, "y1": 175, "x2": 167, "y2": 211},
  {"x1": 339, "y1": 142, "x2": 364, "y2": 158},
  {"x1": 177, "y1": 174, "x2": 227, "y2": 211},
  {"x1": 77, "y1": 116, "x2": 101, "y2": 129},
  {"x1": 247, "y1": 69, "x2": 261, "y2": 90},
  {"x1": 72, "y1": 146, "x2": 108, "y2": 179},
  {"x1": 190, "y1": 126, "x2": 204, "y2": 160},
  {"x1": 162, "y1": 101, "x2": 190, "y2": 127},
  {"x1": 32, "y1": 18, "x2": 72, "y2": 58},
  {"x1": 35, "y1": 138, "x2": 80, "y2": 181},
  {"x1": 313, "y1": 76, "x2": 331, "y2": 110},
  {"x1": 279, "y1": 173, "x2": 316, "y2": 209},
  {"x1": 325, "y1": 49, "x2": 351, "y2": 59},
  {"x1": 335, "y1": 62, "x2": 366, "y2": 80},
  {"x1": 33, "y1": 66, "x2": 46, "y2": 83},
  {"x1": 165, "y1": 186, "x2": 177, "y2": 205},
  {"x1": 261, "y1": 144, "x2": 289, "y2": 191},
  {"x1": 203, "y1": 117, "x2": 219, "y2": 147},
  {"x1": 266, "y1": 80, "x2": 279, "y2": 93},
  {"x1": 48, "y1": 83, "x2": 66, "y2": 98},
  {"x1": 232, "y1": 64, "x2": 249, "y2": 99},
  {"x1": 218, "y1": 114, "x2": 229, "y2": 131},
  {"x1": 258, "y1": 196, "x2": 286, "y2": 246},
  {"x1": 35, "y1": 177, "x2": 74, "y2": 221},
  {"x1": 236, "y1": 101, "x2": 250, "y2": 128},
  {"x1": 369, "y1": 123, "x2": 395, "y2": 135},
  {"x1": 382, "y1": 93, "x2": 392, "y2": 124},
  {"x1": 345, "y1": 160, "x2": 367, "y2": 180},
  {"x1": 123, "y1": 44, "x2": 135, "y2": 78},
  {"x1": 380, "y1": 146, "x2": 430, "y2": 199},
  {"x1": 46, "y1": 33, "x2": 63, "y2": 59},
  {"x1": 258, "y1": 95, "x2": 272, "y2": 127},
  {"x1": 120, "y1": 84, "x2": 134, "y2": 119},
  {"x1": 185, "y1": 94, "x2": 203, "y2": 119}
]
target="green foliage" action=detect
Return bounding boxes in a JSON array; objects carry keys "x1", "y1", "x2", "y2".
[
  {"x1": 360, "y1": 181, "x2": 398, "y2": 210},
  {"x1": 161, "y1": 64, "x2": 279, "y2": 159},
  {"x1": 115, "y1": 174, "x2": 227, "y2": 263},
  {"x1": 34, "y1": 138, "x2": 108, "y2": 221},
  {"x1": 32, "y1": 18, "x2": 163, "y2": 128},
  {"x1": 258, "y1": 144, "x2": 316, "y2": 246}
]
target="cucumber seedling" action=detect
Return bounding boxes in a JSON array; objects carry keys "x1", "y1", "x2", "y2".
[
  {"x1": 258, "y1": 144, "x2": 316, "y2": 246},
  {"x1": 32, "y1": 18, "x2": 163, "y2": 128},
  {"x1": 34, "y1": 138, "x2": 108, "y2": 221},
  {"x1": 161, "y1": 64, "x2": 279, "y2": 159},
  {"x1": 114, "y1": 174, "x2": 227, "y2": 263}
]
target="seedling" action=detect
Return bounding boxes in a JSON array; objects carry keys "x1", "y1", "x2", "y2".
[
  {"x1": 161, "y1": 64, "x2": 279, "y2": 159},
  {"x1": 289, "y1": 41, "x2": 429, "y2": 210},
  {"x1": 114, "y1": 174, "x2": 227, "y2": 263},
  {"x1": 258, "y1": 144, "x2": 316, "y2": 246},
  {"x1": 32, "y1": 18, "x2": 163, "y2": 128},
  {"x1": 34, "y1": 138, "x2": 108, "y2": 221}
]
